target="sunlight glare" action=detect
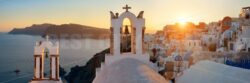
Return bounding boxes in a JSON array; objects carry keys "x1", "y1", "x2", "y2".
[{"x1": 178, "y1": 17, "x2": 187, "y2": 25}]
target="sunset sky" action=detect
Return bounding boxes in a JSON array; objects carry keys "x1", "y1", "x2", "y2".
[{"x1": 0, "y1": 0, "x2": 250, "y2": 32}]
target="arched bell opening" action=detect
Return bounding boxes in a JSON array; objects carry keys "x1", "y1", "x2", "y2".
[
  {"x1": 120, "y1": 18, "x2": 136, "y2": 54},
  {"x1": 34, "y1": 46, "x2": 59, "y2": 80},
  {"x1": 42, "y1": 48, "x2": 50, "y2": 78}
]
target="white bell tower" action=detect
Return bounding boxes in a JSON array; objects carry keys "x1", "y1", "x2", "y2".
[
  {"x1": 30, "y1": 35, "x2": 62, "y2": 83},
  {"x1": 96, "y1": 4, "x2": 150, "y2": 70},
  {"x1": 94, "y1": 5, "x2": 156, "y2": 83},
  {"x1": 110, "y1": 4, "x2": 146, "y2": 56}
]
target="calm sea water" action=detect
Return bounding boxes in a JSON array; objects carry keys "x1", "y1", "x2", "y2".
[{"x1": 0, "y1": 32, "x2": 109, "y2": 83}]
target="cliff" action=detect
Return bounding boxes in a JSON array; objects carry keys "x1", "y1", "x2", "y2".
[{"x1": 65, "y1": 48, "x2": 109, "y2": 83}]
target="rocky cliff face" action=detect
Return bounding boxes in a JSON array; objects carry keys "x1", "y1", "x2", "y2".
[{"x1": 65, "y1": 48, "x2": 109, "y2": 83}]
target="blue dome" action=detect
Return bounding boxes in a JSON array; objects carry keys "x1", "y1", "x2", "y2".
[{"x1": 175, "y1": 55, "x2": 183, "y2": 61}]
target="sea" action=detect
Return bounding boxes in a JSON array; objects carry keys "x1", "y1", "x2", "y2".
[{"x1": 0, "y1": 32, "x2": 109, "y2": 83}]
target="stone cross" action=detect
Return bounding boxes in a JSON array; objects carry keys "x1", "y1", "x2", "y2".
[{"x1": 123, "y1": 4, "x2": 131, "y2": 12}]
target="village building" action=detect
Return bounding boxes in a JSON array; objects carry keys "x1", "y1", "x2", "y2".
[
  {"x1": 201, "y1": 22, "x2": 221, "y2": 48},
  {"x1": 228, "y1": 7, "x2": 250, "y2": 52},
  {"x1": 184, "y1": 37, "x2": 202, "y2": 52}
]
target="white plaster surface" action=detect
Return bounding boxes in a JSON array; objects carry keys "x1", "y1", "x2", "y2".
[
  {"x1": 35, "y1": 57, "x2": 40, "y2": 78},
  {"x1": 93, "y1": 58, "x2": 168, "y2": 83},
  {"x1": 176, "y1": 61, "x2": 250, "y2": 83}
]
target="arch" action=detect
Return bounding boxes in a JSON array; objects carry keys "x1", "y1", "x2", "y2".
[
  {"x1": 121, "y1": 17, "x2": 133, "y2": 35},
  {"x1": 123, "y1": 18, "x2": 131, "y2": 26},
  {"x1": 118, "y1": 12, "x2": 138, "y2": 27},
  {"x1": 121, "y1": 17, "x2": 134, "y2": 53},
  {"x1": 41, "y1": 47, "x2": 50, "y2": 78}
]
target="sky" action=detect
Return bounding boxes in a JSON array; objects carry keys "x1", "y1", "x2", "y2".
[{"x1": 0, "y1": 0, "x2": 250, "y2": 32}]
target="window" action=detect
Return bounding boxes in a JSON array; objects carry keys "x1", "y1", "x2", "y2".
[
  {"x1": 246, "y1": 14, "x2": 250, "y2": 19},
  {"x1": 209, "y1": 37, "x2": 212, "y2": 42},
  {"x1": 230, "y1": 43, "x2": 234, "y2": 50}
]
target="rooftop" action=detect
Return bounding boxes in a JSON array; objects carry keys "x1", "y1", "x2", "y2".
[
  {"x1": 243, "y1": 6, "x2": 250, "y2": 9},
  {"x1": 177, "y1": 61, "x2": 250, "y2": 83},
  {"x1": 93, "y1": 58, "x2": 168, "y2": 83}
]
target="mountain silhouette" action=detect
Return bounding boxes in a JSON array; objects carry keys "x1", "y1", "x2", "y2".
[{"x1": 9, "y1": 23, "x2": 110, "y2": 39}]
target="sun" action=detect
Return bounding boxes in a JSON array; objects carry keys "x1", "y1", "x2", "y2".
[
  {"x1": 178, "y1": 17, "x2": 188, "y2": 25},
  {"x1": 177, "y1": 17, "x2": 188, "y2": 30}
]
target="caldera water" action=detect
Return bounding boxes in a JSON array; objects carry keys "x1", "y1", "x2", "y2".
[{"x1": 0, "y1": 32, "x2": 109, "y2": 83}]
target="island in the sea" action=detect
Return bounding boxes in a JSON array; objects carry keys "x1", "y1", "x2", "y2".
[{"x1": 9, "y1": 23, "x2": 110, "y2": 39}]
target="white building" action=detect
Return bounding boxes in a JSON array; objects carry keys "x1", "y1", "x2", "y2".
[
  {"x1": 201, "y1": 22, "x2": 219, "y2": 48},
  {"x1": 233, "y1": 7, "x2": 250, "y2": 52},
  {"x1": 239, "y1": 6, "x2": 250, "y2": 25},
  {"x1": 184, "y1": 39, "x2": 202, "y2": 52},
  {"x1": 235, "y1": 26, "x2": 250, "y2": 52}
]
